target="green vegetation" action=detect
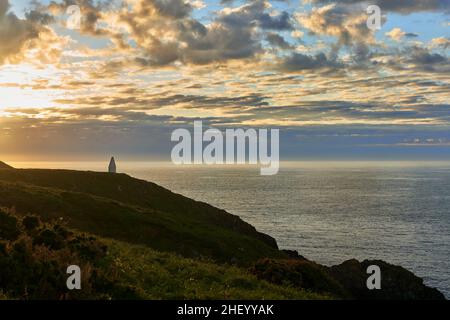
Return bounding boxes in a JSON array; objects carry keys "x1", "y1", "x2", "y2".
[
  {"x1": 0, "y1": 169, "x2": 283, "y2": 263},
  {"x1": 0, "y1": 208, "x2": 125, "y2": 299},
  {"x1": 250, "y1": 258, "x2": 348, "y2": 298},
  {"x1": 0, "y1": 291, "x2": 8, "y2": 300},
  {"x1": 104, "y1": 240, "x2": 328, "y2": 300},
  {"x1": 0, "y1": 208, "x2": 327, "y2": 300}
]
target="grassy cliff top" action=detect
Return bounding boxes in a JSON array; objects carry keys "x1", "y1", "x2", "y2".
[{"x1": 0, "y1": 168, "x2": 284, "y2": 263}]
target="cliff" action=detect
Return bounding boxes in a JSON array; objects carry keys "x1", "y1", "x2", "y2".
[{"x1": 0, "y1": 166, "x2": 445, "y2": 299}]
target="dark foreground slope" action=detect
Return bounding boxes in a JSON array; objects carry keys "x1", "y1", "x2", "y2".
[
  {"x1": 0, "y1": 168, "x2": 282, "y2": 263},
  {"x1": 0, "y1": 208, "x2": 326, "y2": 300},
  {"x1": 0, "y1": 165, "x2": 445, "y2": 299}
]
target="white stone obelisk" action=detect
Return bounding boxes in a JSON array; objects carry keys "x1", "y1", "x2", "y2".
[{"x1": 108, "y1": 157, "x2": 117, "y2": 173}]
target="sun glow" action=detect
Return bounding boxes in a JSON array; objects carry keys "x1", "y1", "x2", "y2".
[{"x1": 0, "y1": 64, "x2": 64, "y2": 111}]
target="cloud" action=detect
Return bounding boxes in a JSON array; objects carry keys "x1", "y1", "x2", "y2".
[
  {"x1": 148, "y1": 93, "x2": 269, "y2": 109},
  {"x1": 430, "y1": 37, "x2": 450, "y2": 49},
  {"x1": 265, "y1": 32, "x2": 293, "y2": 49},
  {"x1": 385, "y1": 28, "x2": 418, "y2": 42},
  {"x1": 296, "y1": 3, "x2": 382, "y2": 61},
  {"x1": 218, "y1": 1, "x2": 293, "y2": 30},
  {"x1": 0, "y1": 0, "x2": 54, "y2": 64},
  {"x1": 109, "y1": 0, "x2": 296, "y2": 66},
  {"x1": 188, "y1": 0, "x2": 205, "y2": 9},
  {"x1": 48, "y1": 0, "x2": 111, "y2": 36},
  {"x1": 153, "y1": 0, "x2": 193, "y2": 18},
  {"x1": 406, "y1": 46, "x2": 450, "y2": 73},
  {"x1": 258, "y1": 11, "x2": 293, "y2": 30},
  {"x1": 306, "y1": 0, "x2": 450, "y2": 14},
  {"x1": 277, "y1": 52, "x2": 342, "y2": 71}
]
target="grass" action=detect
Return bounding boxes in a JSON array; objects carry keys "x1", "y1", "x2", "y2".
[
  {"x1": 0, "y1": 169, "x2": 285, "y2": 263},
  {"x1": 0, "y1": 291, "x2": 8, "y2": 300},
  {"x1": 0, "y1": 207, "x2": 329, "y2": 299},
  {"x1": 102, "y1": 238, "x2": 330, "y2": 300}
]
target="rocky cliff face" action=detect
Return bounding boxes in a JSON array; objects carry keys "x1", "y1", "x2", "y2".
[
  {"x1": 329, "y1": 259, "x2": 445, "y2": 300},
  {"x1": 250, "y1": 258, "x2": 445, "y2": 300}
]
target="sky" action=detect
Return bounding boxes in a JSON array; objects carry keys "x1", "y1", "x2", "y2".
[{"x1": 0, "y1": 0, "x2": 449, "y2": 161}]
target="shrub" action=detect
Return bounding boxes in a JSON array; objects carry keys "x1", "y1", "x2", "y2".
[
  {"x1": 22, "y1": 216, "x2": 40, "y2": 231},
  {"x1": 249, "y1": 258, "x2": 348, "y2": 297},
  {"x1": 0, "y1": 208, "x2": 139, "y2": 299},
  {"x1": 0, "y1": 210, "x2": 20, "y2": 241}
]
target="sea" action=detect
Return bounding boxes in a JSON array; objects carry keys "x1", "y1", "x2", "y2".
[{"x1": 10, "y1": 161, "x2": 450, "y2": 298}]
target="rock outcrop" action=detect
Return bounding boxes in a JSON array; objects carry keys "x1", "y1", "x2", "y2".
[
  {"x1": 250, "y1": 258, "x2": 445, "y2": 300},
  {"x1": 329, "y1": 259, "x2": 445, "y2": 300}
]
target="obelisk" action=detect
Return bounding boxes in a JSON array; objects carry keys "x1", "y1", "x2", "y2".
[{"x1": 108, "y1": 157, "x2": 117, "y2": 173}]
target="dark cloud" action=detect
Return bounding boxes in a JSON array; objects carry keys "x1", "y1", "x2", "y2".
[
  {"x1": 308, "y1": 0, "x2": 450, "y2": 14},
  {"x1": 52, "y1": 90, "x2": 269, "y2": 111},
  {"x1": 147, "y1": 93, "x2": 270, "y2": 109},
  {"x1": 245, "y1": 100, "x2": 450, "y2": 124},
  {"x1": 217, "y1": 1, "x2": 292, "y2": 31},
  {"x1": 277, "y1": 52, "x2": 341, "y2": 71},
  {"x1": 265, "y1": 32, "x2": 293, "y2": 49},
  {"x1": 379, "y1": 46, "x2": 450, "y2": 74},
  {"x1": 177, "y1": 17, "x2": 262, "y2": 64},
  {"x1": 179, "y1": 0, "x2": 293, "y2": 63},
  {"x1": 115, "y1": 0, "x2": 294, "y2": 65},
  {"x1": 409, "y1": 47, "x2": 446, "y2": 64},
  {"x1": 406, "y1": 46, "x2": 450, "y2": 73},
  {"x1": 258, "y1": 11, "x2": 292, "y2": 30},
  {"x1": 153, "y1": 0, "x2": 193, "y2": 18},
  {"x1": 405, "y1": 32, "x2": 419, "y2": 38}
]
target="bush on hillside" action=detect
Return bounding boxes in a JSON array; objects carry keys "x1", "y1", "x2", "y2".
[
  {"x1": 0, "y1": 208, "x2": 140, "y2": 299},
  {"x1": 249, "y1": 258, "x2": 348, "y2": 298}
]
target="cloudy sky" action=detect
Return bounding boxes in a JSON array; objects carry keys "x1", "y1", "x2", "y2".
[{"x1": 0, "y1": 0, "x2": 449, "y2": 161}]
